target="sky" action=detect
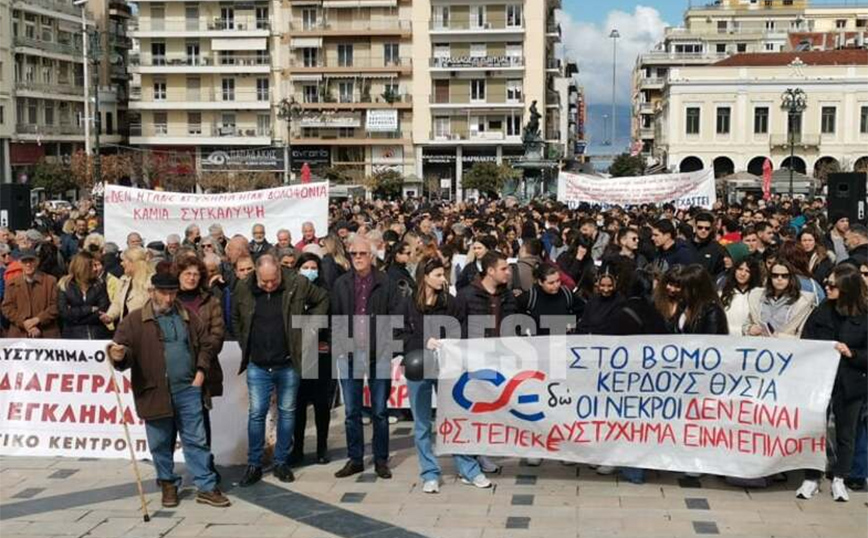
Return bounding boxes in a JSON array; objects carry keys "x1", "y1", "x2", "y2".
[{"x1": 559, "y1": 1, "x2": 685, "y2": 107}]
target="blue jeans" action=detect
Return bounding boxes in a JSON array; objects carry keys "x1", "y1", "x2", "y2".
[
  {"x1": 247, "y1": 363, "x2": 300, "y2": 467},
  {"x1": 408, "y1": 378, "x2": 481, "y2": 482},
  {"x1": 144, "y1": 384, "x2": 217, "y2": 492},
  {"x1": 338, "y1": 356, "x2": 390, "y2": 463},
  {"x1": 850, "y1": 409, "x2": 867, "y2": 481}
]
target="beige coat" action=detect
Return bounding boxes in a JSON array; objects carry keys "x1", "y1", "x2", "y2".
[
  {"x1": 743, "y1": 288, "x2": 815, "y2": 338},
  {"x1": 106, "y1": 275, "x2": 150, "y2": 323}
]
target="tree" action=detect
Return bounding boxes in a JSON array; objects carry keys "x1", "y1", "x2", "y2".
[
  {"x1": 365, "y1": 169, "x2": 404, "y2": 199},
  {"x1": 461, "y1": 162, "x2": 518, "y2": 198},
  {"x1": 608, "y1": 153, "x2": 644, "y2": 177},
  {"x1": 69, "y1": 150, "x2": 136, "y2": 188},
  {"x1": 31, "y1": 158, "x2": 75, "y2": 196},
  {"x1": 142, "y1": 151, "x2": 196, "y2": 191}
]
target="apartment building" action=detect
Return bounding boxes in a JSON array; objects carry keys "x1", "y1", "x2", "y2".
[
  {"x1": 654, "y1": 50, "x2": 868, "y2": 179},
  {"x1": 88, "y1": 0, "x2": 133, "y2": 146},
  {"x1": 128, "y1": 0, "x2": 281, "y2": 173},
  {"x1": 411, "y1": 0, "x2": 562, "y2": 200},
  {"x1": 632, "y1": 0, "x2": 868, "y2": 157},
  {"x1": 282, "y1": 0, "x2": 414, "y2": 183},
  {"x1": 1, "y1": 0, "x2": 12, "y2": 180},
  {"x1": 553, "y1": 60, "x2": 580, "y2": 162}
]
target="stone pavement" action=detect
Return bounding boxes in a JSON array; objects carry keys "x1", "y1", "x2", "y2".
[{"x1": 1, "y1": 416, "x2": 866, "y2": 538}]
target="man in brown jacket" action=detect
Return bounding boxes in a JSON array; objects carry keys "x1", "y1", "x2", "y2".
[
  {"x1": 1, "y1": 249, "x2": 60, "y2": 338},
  {"x1": 108, "y1": 273, "x2": 229, "y2": 509}
]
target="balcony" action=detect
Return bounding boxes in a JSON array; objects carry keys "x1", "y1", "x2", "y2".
[
  {"x1": 546, "y1": 22, "x2": 561, "y2": 39},
  {"x1": 289, "y1": 57, "x2": 411, "y2": 74},
  {"x1": 129, "y1": 18, "x2": 270, "y2": 36},
  {"x1": 429, "y1": 21, "x2": 525, "y2": 34},
  {"x1": 639, "y1": 51, "x2": 726, "y2": 65},
  {"x1": 428, "y1": 96, "x2": 525, "y2": 109},
  {"x1": 429, "y1": 56, "x2": 524, "y2": 70},
  {"x1": 639, "y1": 127, "x2": 655, "y2": 139},
  {"x1": 129, "y1": 122, "x2": 271, "y2": 145},
  {"x1": 640, "y1": 77, "x2": 664, "y2": 88},
  {"x1": 16, "y1": 80, "x2": 85, "y2": 98},
  {"x1": 546, "y1": 90, "x2": 560, "y2": 106},
  {"x1": 429, "y1": 130, "x2": 522, "y2": 144},
  {"x1": 13, "y1": 36, "x2": 84, "y2": 60},
  {"x1": 295, "y1": 93, "x2": 412, "y2": 109},
  {"x1": 289, "y1": 129, "x2": 412, "y2": 146},
  {"x1": 546, "y1": 58, "x2": 561, "y2": 72},
  {"x1": 130, "y1": 53, "x2": 270, "y2": 73},
  {"x1": 12, "y1": 0, "x2": 80, "y2": 18},
  {"x1": 16, "y1": 123, "x2": 84, "y2": 138},
  {"x1": 770, "y1": 133, "x2": 820, "y2": 149},
  {"x1": 130, "y1": 88, "x2": 272, "y2": 110},
  {"x1": 638, "y1": 102, "x2": 655, "y2": 114},
  {"x1": 109, "y1": 0, "x2": 132, "y2": 18},
  {"x1": 288, "y1": 19, "x2": 411, "y2": 36}
]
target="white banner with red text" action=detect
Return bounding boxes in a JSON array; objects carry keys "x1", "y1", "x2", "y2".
[
  {"x1": 103, "y1": 183, "x2": 329, "y2": 247},
  {"x1": 557, "y1": 168, "x2": 716, "y2": 210},
  {"x1": 0, "y1": 339, "x2": 248, "y2": 464},
  {"x1": 434, "y1": 334, "x2": 838, "y2": 478}
]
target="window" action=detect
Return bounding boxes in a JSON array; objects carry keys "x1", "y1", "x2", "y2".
[
  {"x1": 433, "y1": 80, "x2": 449, "y2": 103},
  {"x1": 220, "y1": 51, "x2": 235, "y2": 65},
  {"x1": 470, "y1": 43, "x2": 486, "y2": 58},
  {"x1": 754, "y1": 106, "x2": 769, "y2": 134},
  {"x1": 186, "y1": 77, "x2": 200, "y2": 100},
  {"x1": 471, "y1": 5, "x2": 486, "y2": 28},
  {"x1": 765, "y1": 20, "x2": 775, "y2": 31},
  {"x1": 471, "y1": 79, "x2": 485, "y2": 102},
  {"x1": 506, "y1": 4, "x2": 522, "y2": 27},
  {"x1": 151, "y1": 6, "x2": 164, "y2": 30},
  {"x1": 338, "y1": 44, "x2": 353, "y2": 67},
  {"x1": 861, "y1": 106, "x2": 868, "y2": 134},
  {"x1": 821, "y1": 106, "x2": 836, "y2": 134},
  {"x1": 384, "y1": 43, "x2": 399, "y2": 66},
  {"x1": 506, "y1": 113, "x2": 521, "y2": 136},
  {"x1": 716, "y1": 43, "x2": 726, "y2": 53},
  {"x1": 301, "y1": 8, "x2": 317, "y2": 30},
  {"x1": 338, "y1": 81, "x2": 353, "y2": 103},
  {"x1": 674, "y1": 44, "x2": 702, "y2": 54},
  {"x1": 338, "y1": 127, "x2": 354, "y2": 138},
  {"x1": 0, "y1": 106, "x2": 4, "y2": 125},
  {"x1": 186, "y1": 42, "x2": 200, "y2": 65},
  {"x1": 257, "y1": 78, "x2": 269, "y2": 101},
  {"x1": 302, "y1": 48, "x2": 318, "y2": 67},
  {"x1": 433, "y1": 116, "x2": 450, "y2": 138},
  {"x1": 44, "y1": 101, "x2": 53, "y2": 125},
  {"x1": 27, "y1": 99, "x2": 37, "y2": 124},
  {"x1": 151, "y1": 42, "x2": 166, "y2": 65},
  {"x1": 221, "y1": 78, "x2": 234, "y2": 101},
  {"x1": 384, "y1": 82, "x2": 399, "y2": 99},
  {"x1": 836, "y1": 19, "x2": 846, "y2": 29},
  {"x1": 106, "y1": 112, "x2": 113, "y2": 134},
  {"x1": 737, "y1": 43, "x2": 746, "y2": 52},
  {"x1": 185, "y1": 5, "x2": 199, "y2": 30},
  {"x1": 686, "y1": 107, "x2": 700, "y2": 135},
  {"x1": 187, "y1": 112, "x2": 201, "y2": 135},
  {"x1": 219, "y1": 7, "x2": 234, "y2": 29},
  {"x1": 221, "y1": 113, "x2": 236, "y2": 133},
  {"x1": 716, "y1": 107, "x2": 731, "y2": 135},
  {"x1": 257, "y1": 113, "x2": 270, "y2": 136},
  {"x1": 717, "y1": 21, "x2": 727, "y2": 33},
  {"x1": 469, "y1": 115, "x2": 485, "y2": 137},
  {"x1": 506, "y1": 43, "x2": 522, "y2": 59},
  {"x1": 433, "y1": 6, "x2": 449, "y2": 29},
  {"x1": 256, "y1": 7, "x2": 268, "y2": 29},
  {"x1": 303, "y1": 84, "x2": 318, "y2": 103},
  {"x1": 433, "y1": 44, "x2": 450, "y2": 59},
  {"x1": 506, "y1": 80, "x2": 522, "y2": 103},
  {"x1": 765, "y1": 43, "x2": 775, "y2": 51},
  {"x1": 154, "y1": 112, "x2": 168, "y2": 135},
  {"x1": 153, "y1": 79, "x2": 166, "y2": 100}
]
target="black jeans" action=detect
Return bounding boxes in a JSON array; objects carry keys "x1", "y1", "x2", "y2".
[
  {"x1": 807, "y1": 393, "x2": 865, "y2": 479},
  {"x1": 292, "y1": 378, "x2": 336, "y2": 459}
]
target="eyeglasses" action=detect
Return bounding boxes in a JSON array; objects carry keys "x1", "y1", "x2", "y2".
[
  {"x1": 348, "y1": 251, "x2": 370, "y2": 258},
  {"x1": 771, "y1": 273, "x2": 791, "y2": 280},
  {"x1": 695, "y1": 225, "x2": 712, "y2": 231},
  {"x1": 825, "y1": 282, "x2": 838, "y2": 290},
  {"x1": 861, "y1": 271, "x2": 868, "y2": 277}
]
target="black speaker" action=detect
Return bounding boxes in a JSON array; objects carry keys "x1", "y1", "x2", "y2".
[
  {"x1": 828, "y1": 173, "x2": 867, "y2": 224},
  {"x1": 0, "y1": 184, "x2": 32, "y2": 231}
]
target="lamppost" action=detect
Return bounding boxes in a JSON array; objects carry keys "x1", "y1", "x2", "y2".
[
  {"x1": 609, "y1": 29, "x2": 620, "y2": 147},
  {"x1": 75, "y1": 0, "x2": 103, "y2": 185},
  {"x1": 277, "y1": 98, "x2": 301, "y2": 184},
  {"x1": 781, "y1": 88, "x2": 806, "y2": 198}
]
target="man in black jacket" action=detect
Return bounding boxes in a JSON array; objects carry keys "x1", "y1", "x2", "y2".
[
  {"x1": 650, "y1": 219, "x2": 699, "y2": 272},
  {"x1": 455, "y1": 251, "x2": 517, "y2": 340},
  {"x1": 331, "y1": 236, "x2": 402, "y2": 480},
  {"x1": 692, "y1": 212, "x2": 727, "y2": 278}
]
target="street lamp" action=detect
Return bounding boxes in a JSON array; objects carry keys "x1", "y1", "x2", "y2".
[
  {"x1": 74, "y1": 0, "x2": 90, "y2": 157},
  {"x1": 781, "y1": 88, "x2": 807, "y2": 198},
  {"x1": 276, "y1": 97, "x2": 301, "y2": 184},
  {"x1": 609, "y1": 29, "x2": 620, "y2": 147}
]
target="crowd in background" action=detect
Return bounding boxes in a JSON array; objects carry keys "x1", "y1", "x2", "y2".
[{"x1": 0, "y1": 192, "x2": 866, "y2": 505}]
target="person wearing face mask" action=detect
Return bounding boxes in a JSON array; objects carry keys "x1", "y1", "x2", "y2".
[{"x1": 289, "y1": 253, "x2": 335, "y2": 466}]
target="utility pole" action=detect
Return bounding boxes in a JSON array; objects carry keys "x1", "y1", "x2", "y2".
[
  {"x1": 609, "y1": 29, "x2": 620, "y2": 147},
  {"x1": 78, "y1": 1, "x2": 91, "y2": 157}
]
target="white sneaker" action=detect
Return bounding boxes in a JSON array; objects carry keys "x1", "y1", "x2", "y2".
[
  {"x1": 388, "y1": 415, "x2": 399, "y2": 424},
  {"x1": 525, "y1": 458, "x2": 542, "y2": 467},
  {"x1": 831, "y1": 477, "x2": 849, "y2": 502},
  {"x1": 361, "y1": 416, "x2": 371, "y2": 425},
  {"x1": 422, "y1": 479, "x2": 440, "y2": 494},
  {"x1": 596, "y1": 465, "x2": 616, "y2": 475},
  {"x1": 477, "y1": 456, "x2": 500, "y2": 474},
  {"x1": 796, "y1": 479, "x2": 820, "y2": 499},
  {"x1": 461, "y1": 474, "x2": 492, "y2": 489}
]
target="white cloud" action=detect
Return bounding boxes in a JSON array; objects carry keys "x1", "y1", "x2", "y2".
[{"x1": 560, "y1": 6, "x2": 669, "y2": 106}]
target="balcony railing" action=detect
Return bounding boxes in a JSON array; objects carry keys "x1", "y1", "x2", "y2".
[
  {"x1": 429, "y1": 95, "x2": 524, "y2": 106},
  {"x1": 770, "y1": 133, "x2": 821, "y2": 148},
  {"x1": 13, "y1": 36, "x2": 83, "y2": 57},
  {"x1": 546, "y1": 90, "x2": 561, "y2": 105},
  {"x1": 16, "y1": 80, "x2": 85, "y2": 96},
  {"x1": 546, "y1": 58, "x2": 561, "y2": 70},
  {"x1": 429, "y1": 21, "x2": 524, "y2": 31},
  {"x1": 638, "y1": 102, "x2": 655, "y2": 113},
  {"x1": 640, "y1": 77, "x2": 664, "y2": 86},
  {"x1": 289, "y1": 57, "x2": 411, "y2": 69},
  {"x1": 429, "y1": 130, "x2": 522, "y2": 142},
  {"x1": 13, "y1": 0, "x2": 80, "y2": 18},
  {"x1": 297, "y1": 92, "x2": 412, "y2": 105},
  {"x1": 546, "y1": 129, "x2": 561, "y2": 141},
  {"x1": 289, "y1": 19, "x2": 410, "y2": 32},
  {"x1": 546, "y1": 22, "x2": 561, "y2": 36},
  {"x1": 130, "y1": 18, "x2": 270, "y2": 32},
  {"x1": 132, "y1": 88, "x2": 272, "y2": 103},
  {"x1": 640, "y1": 51, "x2": 727, "y2": 62},
  {"x1": 16, "y1": 123, "x2": 83, "y2": 136},
  {"x1": 129, "y1": 122, "x2": 271, "y2": 138},
  {"x1": 429, "y1": 56, "x2": 524, "y2": 69},
  {"x1": 291, "y1": 129, "x2": 410, "y2": 140},
  {"x1": 132, "y1": 53, "x2": 270, "y2": 67}
]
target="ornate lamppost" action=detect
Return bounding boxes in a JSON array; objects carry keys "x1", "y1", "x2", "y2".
[
  {"x1": 781, "y1": 88, "x2": 806, "y2": 198},
  {"x1": 277, "y1": 98, "x2": 301, "y2": 184}
]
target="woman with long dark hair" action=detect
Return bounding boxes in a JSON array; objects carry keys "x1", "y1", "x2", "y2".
[
  {"x1": 673, "y1": 264, "x2": 728, "y2": 335},
  {"x1": 557, "y1": 235, "x2": 594, "y2": 284},
  {"x1": 58, "y1": 251, "x2": 111, "y2": 340},
  {"x1": 400, "y1": 256, "x2": 491, "y2": 493},
  {"x1": 718, "y1": 258, "x2": 763, "y2": 336},
  {"x1": 385, "y1": 240, "x2": 415, "y2": 299},
  {"x1": 799, "y1": 228, "x2": 835, "y2": 284},
  {"x1": 576, "y1": 270, "x2": 625, "y2": 335},
  {"x1": 798, "y1": 264, "x2": 868, "y2": 502},
  {"x1": 455, "y1": 236, "x2": 497, "y2": 290},
  {"x1": 744, "y1": 259, "x2": 814, "y2": 338},
  {"x1": 516, "y1": 264, "x2": 579, "y2": 336}
]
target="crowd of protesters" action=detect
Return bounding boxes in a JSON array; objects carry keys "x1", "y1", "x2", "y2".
[{"x1": 1, "y1": 193, "x2": 867, "y2": 507}]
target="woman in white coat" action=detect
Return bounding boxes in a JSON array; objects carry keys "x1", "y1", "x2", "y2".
[{"x1": 743, "y1": 259, "x2": 815, "y2": 339}]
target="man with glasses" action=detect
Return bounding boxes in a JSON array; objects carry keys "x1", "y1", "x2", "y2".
[
  {"x1": 692, "y1": 213, "x2": 726, "y2": 278},
  {"x1": 1, "y1": 249, "x2": 60, "y2": 338},
  {"x1": 330, "y1": 236, "x2": 402, "y2": 480}
]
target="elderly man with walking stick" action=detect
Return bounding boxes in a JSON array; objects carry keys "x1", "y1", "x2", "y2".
[{"x1": 107, "y1": 272, "x2": 230, "y2": 509}]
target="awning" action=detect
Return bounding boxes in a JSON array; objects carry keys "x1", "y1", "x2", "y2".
[
  {"x1": 290, "y1": 74, "x2": 324, "y2": 81},
  {"x1": 322, "y1": 0, "x2": 397, "y2": 8},
  {"x1": 211, "y1": 38, "x2": 266, "y2": 51},
  {"x1": 291, "y1": 37, "x2": 323, "y2": 48}
]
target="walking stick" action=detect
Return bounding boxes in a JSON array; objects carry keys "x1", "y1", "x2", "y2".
[{"x1": 106, "y1": 356, "x2": 151, "y2": 522}]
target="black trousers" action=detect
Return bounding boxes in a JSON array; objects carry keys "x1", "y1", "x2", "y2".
[
  {"x1": 292, "y1": 378, "x2": 336, "y2": 458},
  {"x1": 807, "y1": 393, "x2": 865, "y2": 479}
]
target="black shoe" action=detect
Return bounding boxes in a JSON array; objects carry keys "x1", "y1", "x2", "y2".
[
  {"x1": 238, "y1": 465, "x2": 262, "y2": 487},
  {"x1": 845, "y1": 478, "x2": 866, "y2": 491},
  {"x1": 334, "y1": 460, "x2": 364, "y2": 478},
  {"x1": 274, "y1": 464, "x2": 295, "y2": 483},
  {"x1": 317, "y1": 454, "x2": 331, "y2": 465},
  {"x1": 374, "y1": 461, "x2": 392, "y2": 480},
  {"x1": 289, "y1": 450, "x2": 304, "y2": 466}
]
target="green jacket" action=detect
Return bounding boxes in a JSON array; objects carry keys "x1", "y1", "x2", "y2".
[{"x1": 231, "y1": 267, "x2": 329, "y2": 374}]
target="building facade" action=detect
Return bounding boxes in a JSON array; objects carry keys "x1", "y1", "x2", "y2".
[
  {"x1": 632, "y1": 0, "x2": 868, "y2": 158},
  {"x1": 655, "y1": 50, "x2": 868, "y2": 180},
  {"x1": 1, "y1": 0, "x2": 13, "y2": 180}
]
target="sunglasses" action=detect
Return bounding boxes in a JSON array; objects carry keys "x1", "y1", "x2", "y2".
[
  {"x1": 825, "y1": 282, "x2": 838, "y2": 290},
  {"x1": 695, "y1": 225, "x2": 712, "y2": 231},
  {"x1": 348, "y1": 251, "x2": 370, "y2": 258},
  {"x1": 861, "y1": 271, "x2": 868, "y2": 277},
  {"x1": 771, "y1": 273, "x2": 791, "y2": 280}
]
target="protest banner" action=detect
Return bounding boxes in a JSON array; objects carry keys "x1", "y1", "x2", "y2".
[
  {"x1": 360, "y1": 357, "x2": 437, "y2": 410},
  {"x1": 434, "y1": 334, "x2": 838, "y2": 478},
  {"x1": 103, "y1": 183, "x2": 329, "y2": 247},
  {"x1": 0, "y1": 339, "x2": 248, "y2": 464},
  {"x1": 557, "y1": 168, "x2": 716, "y2": 210}
]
